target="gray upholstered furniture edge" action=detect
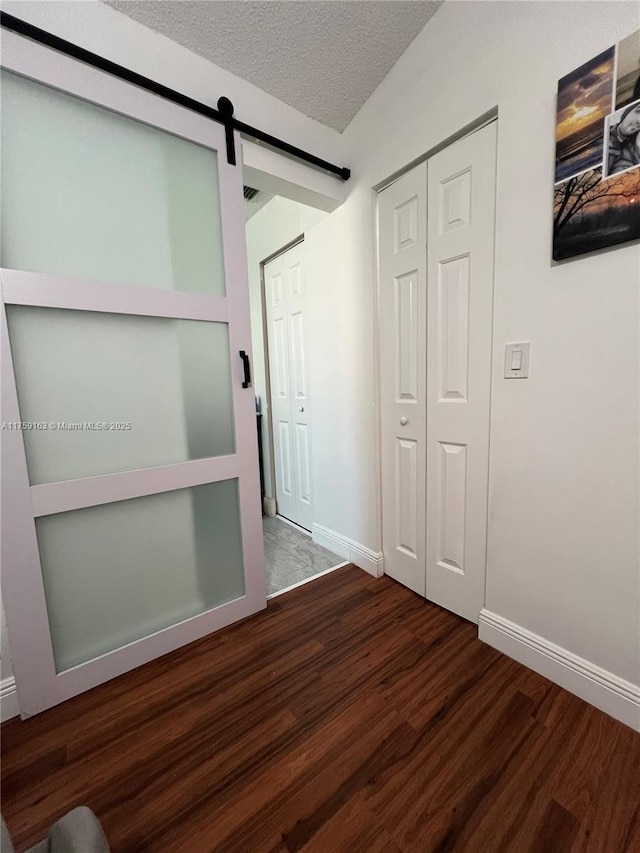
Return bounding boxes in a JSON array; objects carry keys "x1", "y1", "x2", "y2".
[{"x1": 1, "y1": 806, "x2": 110, "y2": 853}]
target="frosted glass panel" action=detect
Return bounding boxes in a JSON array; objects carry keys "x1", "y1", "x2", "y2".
[
  {"x1": 0, "y1": 71, "x2": 226, "y2": 294},
  {"x1": 35, "y1": 480, "x2": 245, "y2": 672},
  {"x1": 6, "y1": 306, "x2": 235, "y2": 484}
]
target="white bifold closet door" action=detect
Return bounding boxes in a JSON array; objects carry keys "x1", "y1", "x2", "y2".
[
  {"x1": 378, "y1": 167, "x2": 428, "y2": 597},
  {"x1": 0, "y1": 33, "x2": 265, "y2": 717},
  {"x1": 264, "y1": 242, "x2": 314, "y2": 531},
  {"x1": 378, "y1": 121, "x2": 497, "y2": 623}
]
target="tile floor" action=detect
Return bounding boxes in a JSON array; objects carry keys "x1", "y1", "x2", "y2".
[{"x1": 263, "y1": 515, "x2": 343, "y2": 596}]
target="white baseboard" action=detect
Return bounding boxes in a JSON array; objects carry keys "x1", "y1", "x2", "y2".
[
  {"x1": 1, "y1": 676, "x2": 20, "y2": 722},
  {"x1": 263, "y1": 496, "x2": 277, "y2": 517},
  {"x1": 312, "y1": 524, "x2": 384, "y2": 578},
  {"x1": 479, "y1": 609, "x2": 640, "y2": 732}
]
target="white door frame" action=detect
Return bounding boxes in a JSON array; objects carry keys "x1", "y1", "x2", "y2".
[
  {"x1": 1, "y1": 30, "x2": 266, "y2": 716},
  {"x1": 374, "y1": 114, "x2": 498, "y2": 618}
]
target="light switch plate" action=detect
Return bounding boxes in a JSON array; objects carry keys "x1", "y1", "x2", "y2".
[{"x1": 504, "y1": 342, "x2": 531, "y2": 378}]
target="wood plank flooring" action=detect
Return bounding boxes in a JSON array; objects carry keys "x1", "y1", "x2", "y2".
[{"x1": 2, "y1": 565, "x2": 638, "y2": 852}]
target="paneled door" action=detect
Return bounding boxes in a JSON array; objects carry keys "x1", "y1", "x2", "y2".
[
  {"x1": 264, "y1": 242, "x2": 314, "y2": 530},
  {"x1": 378, "y1": 166, "x2": 428, "y2": 596},
  {"x1": 0, "y1": 33, "x2": 265, "y2": 717},
  {"x1": 425, "y1": 122, "x2": 497, "y2": 622},
  {"x1": 378, "y1": 121, "x2": 497, "y2": 622}
]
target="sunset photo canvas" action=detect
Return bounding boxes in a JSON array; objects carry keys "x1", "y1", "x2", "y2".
[{"x1": 555, "y1": 47, "x2": 614, "y2": 184}]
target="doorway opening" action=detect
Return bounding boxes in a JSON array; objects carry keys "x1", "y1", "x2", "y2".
[{"x1": 243, "y1": 187, "x2": 346, "y2": 597}]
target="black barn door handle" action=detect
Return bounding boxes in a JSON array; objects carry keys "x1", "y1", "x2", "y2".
[{"x1": 239, "y1": 350, "x2": 251, "y2": 388}]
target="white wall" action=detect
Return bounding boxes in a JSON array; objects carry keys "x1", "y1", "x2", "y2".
[
  {"x1": 303, "y1": 200, "x2": 380, "y2": 547},
  {"x1": 245, "y1": 196, "x2": 329, "y2": 500},
  {"x1": 317, "y1": 1, "x2": 639, "y2": 693}
]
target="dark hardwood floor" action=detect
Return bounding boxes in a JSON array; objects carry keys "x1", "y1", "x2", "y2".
[{"x1": 2, "y1": 566, "x2": 639, "y2": 852}]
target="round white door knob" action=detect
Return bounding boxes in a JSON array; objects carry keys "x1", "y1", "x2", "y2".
[
  {"x1": 400, "y1": 416, "x2": 408, "y2": 426},
  {"x1": 299, "y1": 406, "x2": 304, "y2": 412}
]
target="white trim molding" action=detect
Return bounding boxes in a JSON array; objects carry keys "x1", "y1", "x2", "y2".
[
  {"x1": 1, "y1": 677, "x2": 20, "y2": 722},
  {"x1": 479, "y1": 609, "x2": 640, "y2": 732},
  {"x1": 312, "y1": 524, "x2": 384, "y2": 578}
]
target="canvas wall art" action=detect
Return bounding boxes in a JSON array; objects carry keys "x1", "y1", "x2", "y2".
[{"x1": 553, "y1": 29, "x2": 640, "y2": 261}]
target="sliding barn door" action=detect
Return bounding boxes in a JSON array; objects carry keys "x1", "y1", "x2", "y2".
[{"x1": 0, "y1": 35, "x2": 265, "y2": 717}]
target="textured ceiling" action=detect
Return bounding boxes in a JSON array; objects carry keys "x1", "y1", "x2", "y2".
[{"x1": 103, "y1": 1, "x2": 443, "y2": 131}]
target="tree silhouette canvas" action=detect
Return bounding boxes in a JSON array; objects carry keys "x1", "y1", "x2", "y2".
[{"x1": 553, "y1": 166, "x2": 640, "y2": 260}]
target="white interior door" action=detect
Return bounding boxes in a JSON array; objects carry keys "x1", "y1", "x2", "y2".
[
  {"x1": 264, "y1": 242, "x2": 313, "y2": 530},
  {"x1": 425, "y1": 122, "x2": 497, "y2": 623},
  {"x1": 378, "y1": 121, "x2": 497, "y2": 622},
  {"x1": 378, "y1": 166, "x2": 427, "y2": 595},
  {"x1": 0, "y1": 33, "x2": 265, "y2": 717}
]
